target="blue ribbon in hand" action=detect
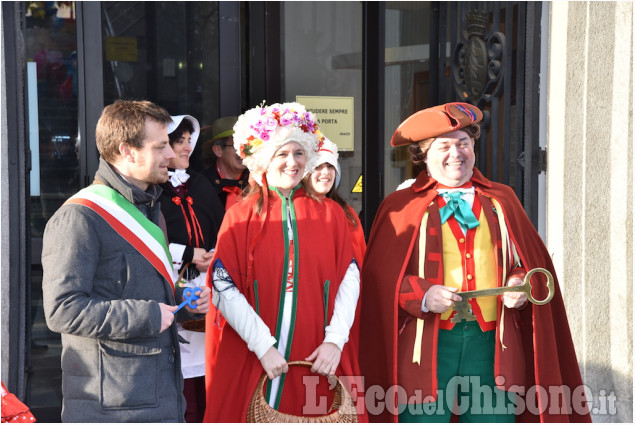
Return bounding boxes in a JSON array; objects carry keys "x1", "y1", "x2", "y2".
[{"x1": 439, "y1": 191, "x2": 480, "y2": 232}]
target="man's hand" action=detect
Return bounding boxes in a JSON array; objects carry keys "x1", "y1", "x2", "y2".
[
  {"x1": 502, "y1": 277, "x2": 527, "y2": 308},
  {"x1": 159, "y1": 303, "x2": 178, "y2": 332},
  {"x1": 192, "y1": 248, "x2": 214, "y2": 273},
  {"x1": 260, "y1": 346, "x2": 289, "y2": 380},
  {"x1": 424, "y1": 285, "x2": 462, "y2": 313},
  {"x1": 185, "y1": 286, "x2": 211, "y2": 314},
  {"x1": 306, "y1": 342, "x2": 342, "y2": 376}
]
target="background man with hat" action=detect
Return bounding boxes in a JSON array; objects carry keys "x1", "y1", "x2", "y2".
[
  {"x1": 359, "y1": 102, "x2": 590, "y2": 422},
  {"x1": 201, "y1": 116, "x2": 249, "y2": 210}
]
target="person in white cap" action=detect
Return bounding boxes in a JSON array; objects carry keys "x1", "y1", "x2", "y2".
[
  {"x1": 159, "y1": 114, "x2": 225, "y2": 422},
  {"x1": 303, "y1": 137, "x2": 366, "y2": 268},
  {"x1": 204, "y1": 102, "x2": 365, "y2": 422}
]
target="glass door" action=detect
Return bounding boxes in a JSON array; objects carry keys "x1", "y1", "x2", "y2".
[
  {"x1": 279, "y1": 1, "x2": 364, "y2": 216},
  {"x1": 382, "y1": 2, "x2": 540, "y2": 219},
  {"x1": 101, "y1": 1, "x2": 223, "y2": 172},
  {"x1": 25, "y1": 2, "x2": 79, "y2": 421},
  {"x1": 24, "y1": 2, "x2": 230, "y2": 421}
]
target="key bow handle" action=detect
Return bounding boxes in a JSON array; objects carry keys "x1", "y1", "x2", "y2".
[
  {"x1": 524, "y1": 268, "x2": 555, "y2": 305},
  {"x1": 183, "y1": 286, "x2": 202, "y2": 309}
]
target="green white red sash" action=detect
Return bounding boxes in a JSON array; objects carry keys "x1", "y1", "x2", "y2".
[{"x1": 65, "y1": 184, "x2": 176, "y2": 293}]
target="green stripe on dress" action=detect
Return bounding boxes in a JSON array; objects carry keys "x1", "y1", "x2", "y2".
[
  {"x1": 265, "y1": 187, "x2": 291, "y2": 404},
  {"x1": 272, "y1": 187, "x2": 302, "y2": 408},
  {"x1": 254, "y1": 280, "x2": 260, "y2": 315},
  {"x1": 323, "y1": 281, "x2": 331, "y2": 328}
]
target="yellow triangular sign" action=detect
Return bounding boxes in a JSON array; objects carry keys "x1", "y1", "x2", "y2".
[{"x1": 352, "y1": 175, "x2": 363, "y2": 193}]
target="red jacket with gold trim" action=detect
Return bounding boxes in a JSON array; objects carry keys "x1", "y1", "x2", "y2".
[{"x1": 359, "y1": 168, "x2": 590, "y2": 423}]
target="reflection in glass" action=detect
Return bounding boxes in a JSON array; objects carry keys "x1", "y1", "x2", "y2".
[
  {"x1": 27, "y1": 2, "x2": 80, "y2": 236},
  {"x1": 384, "y1": 2, "x2": 433, "y2": 194},
  {"x1": 101, "y1": 2, "x2": 221, "y2": 172},
  {"x1": 281, "y1": 2, "x2": 363, "y2": 215},
  {"x1": 384, "y1": 2, "x2": 524, "y2": 196},
  {"x1": 26, "y1": 2, "x2": 79, "y2": 421}
]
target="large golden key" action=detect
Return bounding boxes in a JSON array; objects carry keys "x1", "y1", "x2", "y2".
[{"x1": 451, "y1": 268, "x2": 555, "y2": 323}]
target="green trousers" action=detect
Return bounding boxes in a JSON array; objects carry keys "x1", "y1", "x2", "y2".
[{"x1": 399, "y1": 321, "x2": 516, "y2": 423}]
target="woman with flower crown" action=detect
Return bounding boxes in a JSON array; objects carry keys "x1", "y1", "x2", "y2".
[{"x1": 203, "y1": 103, "x2": 364, "y2": 422}]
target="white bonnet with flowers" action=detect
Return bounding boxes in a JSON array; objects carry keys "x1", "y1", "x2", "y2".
[{"x1": 233, "y1": 102, "x2": 325, "y2": 186}]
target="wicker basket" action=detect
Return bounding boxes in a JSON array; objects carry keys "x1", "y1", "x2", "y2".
[
  {"x1": 246, "y1": 361, "x2": 358, "y2": 423},
  {"x1": 181, "y1": 318, "x2": 205, "y2": 332}
]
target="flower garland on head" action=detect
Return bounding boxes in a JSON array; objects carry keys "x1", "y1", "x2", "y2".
[{"x1": 233, "y1": 102, "x2": 325, "y2": 186}]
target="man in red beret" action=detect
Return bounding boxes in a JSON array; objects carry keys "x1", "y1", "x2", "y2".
[{"x1": 359, "y1": 103, "x2": 590, "y2": 422}]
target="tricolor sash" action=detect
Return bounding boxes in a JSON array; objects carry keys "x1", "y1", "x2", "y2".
[{"x1": 66, "y1": 184, "x2": 177, "y2": 293}]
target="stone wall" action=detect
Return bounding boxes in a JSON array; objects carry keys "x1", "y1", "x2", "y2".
[{"x1": 546, "y1": 1, "x2": 633, "y2": 422}]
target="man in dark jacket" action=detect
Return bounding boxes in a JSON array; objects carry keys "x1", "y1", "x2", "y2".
[
  {"x1": 201, "y1": 116, "x2": 249, "y2": 210},
  {"x1": 42, "y1": 100, "x2": 211, "y2": 422}
]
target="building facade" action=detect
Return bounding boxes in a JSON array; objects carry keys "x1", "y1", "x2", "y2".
[{"x1": 1, "y1": 1, "x2": 632, "y2": 422}]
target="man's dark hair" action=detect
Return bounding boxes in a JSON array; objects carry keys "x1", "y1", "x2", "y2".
[
  {"x1": 408, "y1": 123, "x2": 480, "y2": 165},
  {"x1": 96, "y1": 100, "x2": 172, "y2": 163}
]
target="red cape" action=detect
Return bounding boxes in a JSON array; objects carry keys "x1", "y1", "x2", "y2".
[
  {"x1": 359, "y1": 169, "x2": 590, "y2": 422},
  {"x1": 205, "y1": 187, "x2": 365, "y2": 422},
  {"x1": 346, "y1": 204, "x2": 367, "y2": 270},
  {"x1": 344, "y1": 204, "x2": 367, "y2": 392},
  {"x1": 1, "y1": 382, "x2": 36, "y2": 423}
]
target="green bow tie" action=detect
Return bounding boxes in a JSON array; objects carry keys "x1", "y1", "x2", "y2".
[{"x1": 439, "y1": 191, "x2": 480, "y2": 232}]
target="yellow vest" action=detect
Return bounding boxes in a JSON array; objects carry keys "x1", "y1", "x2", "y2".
[{"x1": 440, "y1": 205, "x2": 498, "y2": 330}]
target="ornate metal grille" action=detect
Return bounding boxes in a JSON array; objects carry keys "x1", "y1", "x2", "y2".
[{"x1": 428, "y1": 2, "x2": 542, "y2": 221}]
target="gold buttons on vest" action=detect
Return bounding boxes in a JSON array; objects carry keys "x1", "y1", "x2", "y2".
[
  {"x1": 466, "y1": 253, "x2": 472, "y2": 259},
  {"x1": 467, "y1": 274, "x2": 473, "y2": 280},
  {"x1": 459, "y1": 238, "x2": 466, "y2": 244}
]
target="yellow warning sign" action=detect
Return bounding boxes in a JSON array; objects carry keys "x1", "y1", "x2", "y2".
[
  {"x1": 296, "y1": 95, "x2": 355, "y2": 151},
  {"x1": 105, "y1": 37, "x2": 138, "y2": 62},
  {"x1": 352, "y1": 175, "x2": 363, "y2": 193}
]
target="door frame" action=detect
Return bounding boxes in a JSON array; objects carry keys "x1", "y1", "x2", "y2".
[
  {"x1": 76, "y1": 2, "x2": 104, "y2": 186},
  {"x1": 361, "y1": 2, "x2": 386, "y2": 237},
  {"x1": 1, "y1": 1, "x2": 30, "y2": 399}
]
